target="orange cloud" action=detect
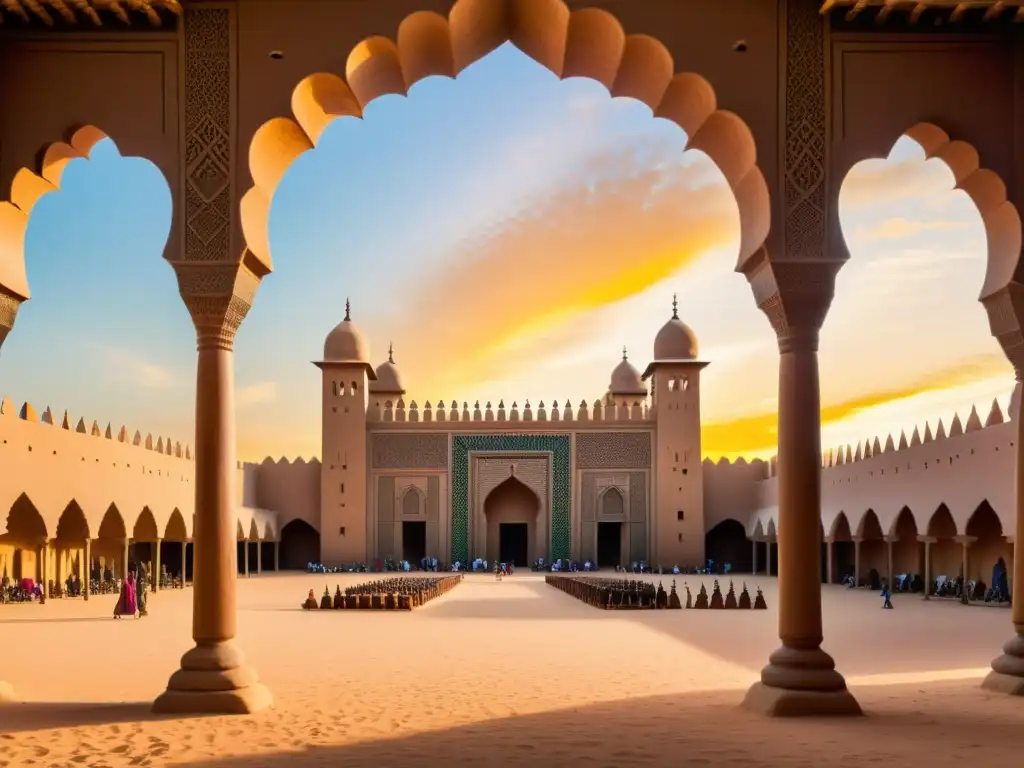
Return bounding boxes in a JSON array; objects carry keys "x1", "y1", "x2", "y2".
[
  {"x1": 701, "y1": 352, "x2": 1010, "y2": 457},
  {"x1": 839, "y1": 155, "x2": 955, "y2": 212},
  {"x1": 856, "y1": 217, "x2": 968, "y2": 241},
  {"x1": 378, "y1": 141, "x2": 740, "y2": 395}
]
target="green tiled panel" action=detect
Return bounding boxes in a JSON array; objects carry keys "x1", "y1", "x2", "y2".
[{"x1": 451, "y1": 434, "x2": 571, "y2": 563}]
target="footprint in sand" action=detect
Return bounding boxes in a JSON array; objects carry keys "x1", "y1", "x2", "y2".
[
  {"x1": 31, "y1": 746, "x2": 49, "y2": 758},
  {"x1": 109, "y1": 744, "x2": 130, "y2": 755}
]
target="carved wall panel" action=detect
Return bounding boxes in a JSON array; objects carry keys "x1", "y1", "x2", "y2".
[
  {"x1": 784, "y1": 0, "x2": 828, "y2": 261},
  {"x1": 372, "y1": 433, "x2": 449, "y2": 470},
  {"x1": 579, "y1": 470, "x2": 649, "y2": 563},
  {"x1": 183, "y1": 6, "x2": 234, "y2": 263},
  {"x1": 575, "y1": 432, "x2": 652, "y2": 470}
]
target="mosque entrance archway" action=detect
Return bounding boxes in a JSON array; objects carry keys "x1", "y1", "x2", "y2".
[
  {"x1": 279, "y1": 519, "x2": 321, "y2": 570},
  {"x1": 596, "y1": 522, "x2": 622, "y2": 569},
  {"x1": 402, "y1": 521, "x2": 427, "y2": 564},
  {"x1": 484, "y1": 477, "x2": 540, "y2": 567},
  {"x1": 704, "y1": 519, "x2": 751, "y2": 573},
  {"x1": 500, "y1": 523, "x2": 530, "y2": 568}
]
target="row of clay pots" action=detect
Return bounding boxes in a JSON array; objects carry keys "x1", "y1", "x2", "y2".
[{"x1": 302, "y1": 574, "x2": 463, "y2": 611}]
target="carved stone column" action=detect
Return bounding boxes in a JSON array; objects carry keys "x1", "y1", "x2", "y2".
[
  {"x1": 273, "y1": 540, "x2": 280, "y2": 572},
  {"x1": 153, "y1": 537, "x2": 162, "y2": 592},
  {"x1": 852, "y1": 537, "x2": 862, "y2": 587},
  {"x1": 181, "y1": 540, "x2": 188, "y2": 587},
  {"x1": 153, "y1": 3, "x2": 272, "y2": 715},
  {"x1": 152, "y1": 262, "x2": 271, "y2": 715},
  {"x1": 740, "y1": 256, "x2": 860, "y2": 717},
  {"x1": 752, "y1": 538, "x2": 758, "y2": 575},
  {"x1": 919, "y1": 535, "x2": 935, "y2": 599},
  {"x1": 825, "y1": 537, "x2": 834, "y2": 585},
  {"x1": 83, "y1": 538, "x2": 91, "y2": 602},
  {"x1": 243, "y1": 538, "x2": 250, "y2": 577},
  {"x1": 766, "y1": 536, "x2": 773, "y2": 576},
  {"x1": 978, "y1": 309, "x2": 1024, "y2": 696},
  {"x1": 0, "y1": 289, "x2": 27, "y2": 358},
  {"x1": 884, "y1": 535, "x2": 895, "y2": 590}
]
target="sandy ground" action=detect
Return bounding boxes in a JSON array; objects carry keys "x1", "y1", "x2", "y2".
[{"x1": 0, "y1": 573, "x2": 1020, "y2": 767}]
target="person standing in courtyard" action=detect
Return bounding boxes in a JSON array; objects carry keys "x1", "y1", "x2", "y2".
[
  {"x1": 113, "y1": 570, "x2": 137, "y2": 619},
  {"x1": 136, "y1": 563, "x2": 149, "y2": 617}
]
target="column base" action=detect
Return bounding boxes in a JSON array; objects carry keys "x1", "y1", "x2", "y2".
[
  {"x1": 981, "y1": 634, "x2": 1024, "y2": 695},
  {"x1": 0, "y1": 680, "x2": 15, "y2": 703},
  {"x1": 742, "y1": 646, "x2": 862, "y2": 717},
  {"x1": 152, "y1": 642, "x2": 272, "y2": 716}
]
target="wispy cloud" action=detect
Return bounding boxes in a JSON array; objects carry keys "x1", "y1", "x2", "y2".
[
  {"x1": 237, "y1": 381, "x2": 278, "y2": 408},
  {"x1": 702, "y1": 353, "x2": 1011, "y2": 458},
  {"x1": 377, "y1": 139, "x2": 738, "y2": 396},
  {"x1": 98, "y1": 344, "x2": 176, "y2": 389},
  {"x1": 856, "y1": 217, "x2": 969, "y2": 241}
]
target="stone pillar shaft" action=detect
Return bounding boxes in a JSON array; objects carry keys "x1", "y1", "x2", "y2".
[
  {"x1": 924, "y1": 540, "x2": 932, "y2": 600},
  {"x1": 853, "y1": 539, "x2": 861, "y2": 587},
  {"x1": 154, "y1": 537, "x2": 162, "y2": 592},
  {"x1": 256, "y1": 541, "x2": 262, "y2": 575},
  {"x1": 84, "y1": 538, "x2": 91, "y2": 602},
  {"x1": 885, "y1": 537, "x2": 894, "y2": 590},
  {"x1": 243, "y1": 538, "x2": 250, "y2": 578},
  {"x1": 766, "y1": 540, "x2": 773, "y2": 576},
  {"x1": 752, "y1": 539, "x2": 758, "y2": 575},
  {"x1": 39, "y1": 541, "x2": 48, "y2": 604},
  {"x1": 181, "y1": 540, "x2": 188, "y2": 587},
  {"x1": 826, "y1": 539, "x2": 834, "y2": 585},
  {"x1": 743, "y1": 325, "x2": 860, "y2": 716},
  {"x1": 273, "y1": 541, "x2": 280, "y2": 572},
  {"x1": 193, "y1": 345, "x2": 238, "y2": 643}
]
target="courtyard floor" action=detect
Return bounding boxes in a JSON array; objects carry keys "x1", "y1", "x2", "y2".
[{"x1": 0, "y1": 572, "x2": 1019, "y2": 767}]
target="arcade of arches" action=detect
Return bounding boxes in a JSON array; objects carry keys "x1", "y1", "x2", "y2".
[
  {"x1": 3, "y1": 0, "x2": 1024, "y2": 718},
  {"x1": 1, "y1": 496, "x2": 296, "y2": 600}
]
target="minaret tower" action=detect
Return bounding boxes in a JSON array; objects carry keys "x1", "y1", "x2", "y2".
[
  {"x1": 313, "y1": 300, "x2": 377, "y2": 564},
  {"x1": 641, "y1": 294, "x2": 709, "y2": 567}
]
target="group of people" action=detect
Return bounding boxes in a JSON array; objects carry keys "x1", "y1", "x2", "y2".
[{"x1": 113, "y1": 563, "x2": 151, "y2": 620}]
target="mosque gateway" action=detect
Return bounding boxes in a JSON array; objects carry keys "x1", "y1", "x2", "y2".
[{"x1": 2, "y1": 0, "x2": 1024, "y2": 723}]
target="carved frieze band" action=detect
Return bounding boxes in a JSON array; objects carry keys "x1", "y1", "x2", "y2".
[
  {"x1": 784, "y1": 0, "x2": 828, "y2": 260},
  {"x1": 183, "y1": 6, "x2": 232, "y2": 264},
  {"x1": 372, "y1": 433, "x2": 449, "y2": 470},
  {"x1": 575, "y1": 432, "x2": 651, "y2": 470}
]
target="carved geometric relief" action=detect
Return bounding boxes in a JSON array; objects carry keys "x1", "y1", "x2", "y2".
[
  {"x1": 372, "y1": 433, "x2": 449, "y2": 469},
  {"x1": 183, "y1": 7, "x2": 232, "y2": 261},
  {"x1": 451, "y1": 434, "x2": 570, "y2": 563},
  {"x1": 575, "y1": 432, "x2": 651, "y2": 470},
  {"x1": 784, "y1": 0, "x2": 828, "y2": 260}
]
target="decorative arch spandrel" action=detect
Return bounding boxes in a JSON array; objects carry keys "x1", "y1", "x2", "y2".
[{"x1": 243, "y1": 0, "x2": 771, "y2": 277}]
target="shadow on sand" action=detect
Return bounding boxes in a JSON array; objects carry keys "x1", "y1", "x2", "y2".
[
  {"x1": 171, "y1": 683, "x2": 1017, "y2": 768},
  {"x1": 0, "y1": 701, "x2": 177, "y2": 734}
]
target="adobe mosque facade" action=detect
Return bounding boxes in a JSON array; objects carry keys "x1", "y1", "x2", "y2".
[
  {"x1": 0, "y1": 294, "x2": 1017, "y2": 584},
  {"x1": 313, "y1": 297, "x2": 709, "y2": 569}
]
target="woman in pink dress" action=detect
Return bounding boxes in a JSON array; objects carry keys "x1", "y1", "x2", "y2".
[{"x1": 113, "y1": 570, "x2": 137, "y2": 619}]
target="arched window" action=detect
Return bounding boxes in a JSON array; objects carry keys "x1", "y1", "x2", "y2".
[
  {"x1": 350, "y1": 381, "x2": 358, "y2": 396},
  {"x1": 402, "y1": 488, "x2": 421, "y2": 517},
  {"x1": 667, "y1": 378, "x2": 676, "y2": 392},
  {"x1": 601, "y1": 487, "x2": 625, "y2": 517}
]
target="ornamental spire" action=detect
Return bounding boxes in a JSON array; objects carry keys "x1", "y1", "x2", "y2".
[
  {"x1": 344, "y1": 298, "x2": 351, "y2": 322},
  {"x1": 622, "y1": 345, "x2": 628, "y2": 361},
  {"x1": 388, "y1": 342, "x2": 394, "y2": 363},
  {"x1": 672, "y1": 293, "x2": 679, "y2": 320}
]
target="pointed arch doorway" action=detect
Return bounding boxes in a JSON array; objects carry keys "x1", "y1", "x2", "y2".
[{"x1": 484, "y1": 477, "x2": 540, "y2": 567}]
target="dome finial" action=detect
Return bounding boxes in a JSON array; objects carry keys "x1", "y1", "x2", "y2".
[
  {"x1": 671, "y1": 293, "x2": 678, "y2": 320},
  {"x1": 622, "y1": 345, "x2": 628, "y2": 361},
  {"x1": 388, "y1": 341, "x2": 394, "y2": 363},
  {"x1": 345, "y1": 298, "x2": 351, "y2": 322}
]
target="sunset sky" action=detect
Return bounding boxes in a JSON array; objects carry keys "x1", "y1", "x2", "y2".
[{"x1": 0, "y1": 43, "x2": 1013, "y2": 462}]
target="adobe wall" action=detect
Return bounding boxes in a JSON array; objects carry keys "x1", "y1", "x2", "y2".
[
  {"x1": 0, "y1": 25, "x2": 181, "y2": 258},
  {"x1": 233, "y1": 0, "x2": 784, "y2": 250},
  {"x1": 748, "y1": 399, "x2": 1016, "y2": 582},
  {"x1": 702, "y1": 457, "x2": 768, "y2": 533},
  {"x1": 0, "y1": 396, "x2": 276, "y2": 544},
  {"x1": 826, "y1": 22, "x2": 1022, "y2": 260}
]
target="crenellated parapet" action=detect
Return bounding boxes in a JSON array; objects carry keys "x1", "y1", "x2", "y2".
[
  {"x1": 1, "y1": 394, "x2": 193, "y2": 460},
  {"x1": 367, "y1": 397, "x2": 653, "y2": 427},
  {"x1": 747, "y1": 394, "x2": 1017, "y2": 540}
]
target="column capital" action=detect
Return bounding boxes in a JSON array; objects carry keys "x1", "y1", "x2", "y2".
[
  {"x1": 740, "y1": 253, "x2": 843, "y2": 347},
  {"x1": 883, "y1": 535, "x2": 898, "y2": 544},
  {"x1": 0, "y1": 288, "x2": 26, "y2": 355},
  {"x1": 172, "y1": 256, "x2": 268, "y2": 352},
  {"x1": 851, "y1": 536, "x2": 863, "y2": 544},
  {"x1": 917, "y1": 535, "x2": 937, "y2": 544},
  {"x1": 980, "y1": 281, "x2": 1024, "y2": 378},
  {"x1": 955, "y1": 535, "x2": 978, "y2": 545}
]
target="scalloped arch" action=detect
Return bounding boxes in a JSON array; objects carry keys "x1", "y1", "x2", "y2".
[
  {"x1": 842, "y1": 122, "x2": 1021, "y2": 304},
  {"x1": 243, "y1": 0, "x2": 770, "y2": 271},
  {"x1": 0, "y1": 125, "x2": 118, "y2": 305}
]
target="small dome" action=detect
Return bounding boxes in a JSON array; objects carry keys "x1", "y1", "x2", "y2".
[
  {"x1": 610, "y1": 348, "x2": 646, "y2": 395},
  {"x1": 370, "y1": 343, "x2": 405, "y2": 393},
  {"x1": 653, "y1": 294, "x2": 698, "y2": 361},
  {"x1": 323, "y1": 300, "x2": 370, "y2": 363}
]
